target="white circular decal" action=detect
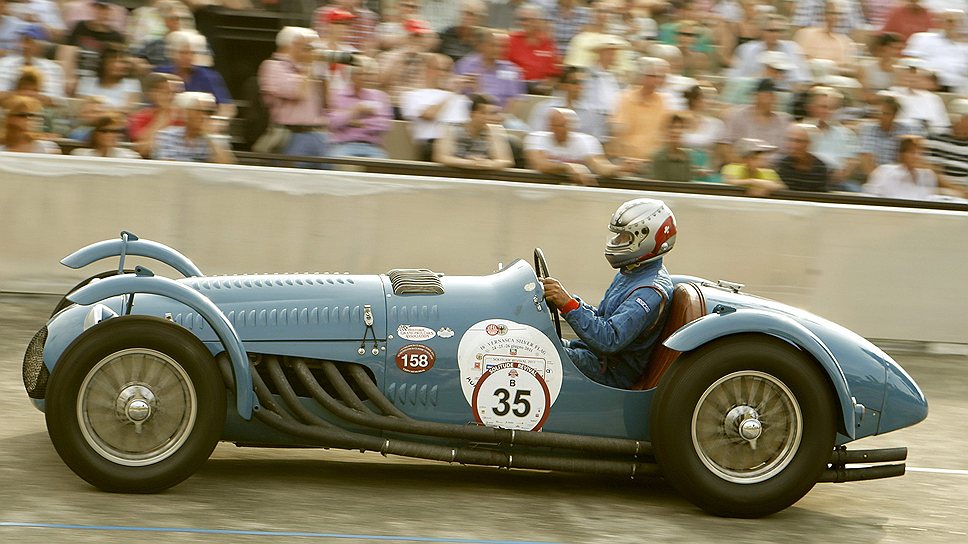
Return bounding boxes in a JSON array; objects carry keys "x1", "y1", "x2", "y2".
[
  {"x1": 472, "y1": 363, "x2": 551, "y2": 431},
  {"x1": 458, "y1": 319, "x2": 563, "y2": 414}
]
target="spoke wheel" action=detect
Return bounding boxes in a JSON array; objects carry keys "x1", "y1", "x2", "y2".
[
  {"x1": 78, "y1": 348, "x2": 197, "y2": 467},
  {"x1": 651, "y1": 334, "x2": 836, "y2": 518},
  {"x1": 692, "y1": 370, "x2": 802, "y2": 484},
  {"x1": 46, "y1": 316, "x2": 225, "y2": 493}
]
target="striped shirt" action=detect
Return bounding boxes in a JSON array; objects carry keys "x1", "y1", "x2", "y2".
[{"x1": 925, "y1": 132, "x2": 968, "y2": 188}]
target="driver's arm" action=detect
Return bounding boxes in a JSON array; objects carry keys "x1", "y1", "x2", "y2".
[{"x1": 560, "y1": 289, "x2": 664, "y2": 354}]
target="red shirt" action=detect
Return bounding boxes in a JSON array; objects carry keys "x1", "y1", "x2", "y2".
[
  {"x1": 507, "y1": 31, "x2": 560, "y2": 82},
  {"x1": 882, "y1": 6, "x2": 936, "y2": 41}
]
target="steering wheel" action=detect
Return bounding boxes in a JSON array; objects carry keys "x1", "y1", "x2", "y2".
[{"x1": 533, "y1": 248, "x2": 562, "y2": 339}]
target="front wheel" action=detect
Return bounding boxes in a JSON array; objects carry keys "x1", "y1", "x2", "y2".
[
  {"x1": 651, "y1": 334, "x2": 837, "y2": 517},
  {"x1": 45, "y1": 316, "x2": 225, "y2": 492}
]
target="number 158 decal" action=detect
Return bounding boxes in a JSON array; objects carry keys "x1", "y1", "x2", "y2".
[{"x1": 471, "y1": 362, "x2": 551, "y2": 431}]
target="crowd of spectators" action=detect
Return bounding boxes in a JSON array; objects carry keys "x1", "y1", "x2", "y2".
[{"x1": 2, "y1": 0, "x2": 968, "y2": 203}]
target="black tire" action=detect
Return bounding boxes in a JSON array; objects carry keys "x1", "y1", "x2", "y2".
[
  {"x1": 51, "y1": 269, "x2": 135, "y2": 317},
  {"x1": 651, "y1": 334, "x2": 837, "y2": 518},
  {"x1": 45, "y1": 316, "x2": 226, "y2": 493}
]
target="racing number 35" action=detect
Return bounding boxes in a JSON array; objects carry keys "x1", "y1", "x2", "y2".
[
  {"x1": 491, "y1": 387, "x2": 531, "y2": 417},
  {"x1": 472, "y1": 362, "x2": 551, "y2": 431}
]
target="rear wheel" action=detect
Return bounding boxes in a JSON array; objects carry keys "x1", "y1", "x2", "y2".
[
  {"x1": 45, "y1": 316, "x2": 225, "y2": 492},
  {"x1": 651, "y1": 334, "x2": 836, "y2": 517}
]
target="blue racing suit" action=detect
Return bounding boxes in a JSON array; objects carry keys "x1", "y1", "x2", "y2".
[{"x1": 561, "y1": 258, "x2": 674, "y2": 389}]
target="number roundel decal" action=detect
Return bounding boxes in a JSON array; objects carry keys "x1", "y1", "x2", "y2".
[
  {"x1": 471, "y1": 362, "x2": 551, "y2": 431},
  {"x1": 395, "y1": 344, "x2": 436, "y2": 374}
]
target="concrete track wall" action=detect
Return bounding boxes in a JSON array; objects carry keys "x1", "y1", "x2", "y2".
[{"x1": 1, "y1": 153, "x2": 965, "y2": 342}]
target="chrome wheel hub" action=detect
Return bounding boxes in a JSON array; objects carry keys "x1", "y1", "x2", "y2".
[
  {"x1": 691, "y1": 370, "x2": 803, "y2": 484},
  {"x1": 116, "y1": 385, "x2": 156, "y2": 428},
  {"x1": 77, "y1": 348, "x2": 197, "y2": 467}
]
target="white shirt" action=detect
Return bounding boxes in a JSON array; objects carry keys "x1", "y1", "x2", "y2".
[
  {"x1": 400, "y1": 88, "x2": 471, "y2": 141},
  {"x1": 890, "y1": 86, "x2": 951, "y2": 135},
  {"x1": 580, "y1": 64, "x2": 620, "y2": 141},
  {"x1": 523, "y1": 130, "x2": 604, "y2": 164},
  {"x1": 8, "y1": 0, "x2": 66, "y2": 33},
  {"x1": 730, "y1": 40, "x2": 812, "y2": 85},
  {"x1": 660, "y1": 74, "x2": 699, "y2": 111},
  {"x1": 0, "y1": 55, "x2": 65, "y2": 98},
  {"x1": 903, "y1": 32, "x2": 968, "y2": 91},
  {"x1": 864, "y1": 163, "x2": 939, "y2": 200},
  {"x1": 71, "y1": 147, "x2": 142, "y2": 159},
  {"x1": 75, "y1": 77, "x2": 141, "y2": 110},
  {"x1": 683, "y1": 114, "x2": 726, "y2": 151}
]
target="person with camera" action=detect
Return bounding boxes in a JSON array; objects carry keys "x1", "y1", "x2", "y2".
[{"x1": 257, "y1": 26, "x2": 330, "y2": 167}]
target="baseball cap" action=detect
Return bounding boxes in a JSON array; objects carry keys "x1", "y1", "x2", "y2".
[
  {"x1": 759, "y1": 50, "x2": 794, "y2": 72},
  {"x1": 403, "y1": 18, "x2": 433, "y2": 35},
  {"x1": 591, "y1": 34, "x2": 630, "y2": 51},
  {"x1": 737, "y1": 138, "x2": 777, "y2": 157},
  {"x1": 327, "y1": 9, "x2": 357, "y2": 23}
]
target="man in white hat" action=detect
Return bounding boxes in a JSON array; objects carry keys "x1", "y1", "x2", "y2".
[
  {"x1": 611, "y1": 57, "x2": 669, "y2": 163},
  {"x1": 579, "y1": 33, "x2": 626, "y2": 142},
  {"x1": 802, "y1": 86, "x2": 858, "y2": 185},
  {"x1": 903, "y1": 9, "x2": 968, "y2": 93},
  {"x1": 731, "y1": 14, "x2": 811, "y2": 88},
  {"x1": 720, "y1": 49, "x2": 795, "y2": 109}
]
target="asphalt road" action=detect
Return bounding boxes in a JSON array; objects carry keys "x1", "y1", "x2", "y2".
[{"x1": 1, "y1": 294, "x2": 966, "y2": 544}]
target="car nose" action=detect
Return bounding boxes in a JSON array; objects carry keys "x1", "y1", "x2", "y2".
[{"x1": 877, "y1": 364, "x2": 928, "y2": 434}]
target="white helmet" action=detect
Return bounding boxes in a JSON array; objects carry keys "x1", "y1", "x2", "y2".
[{"x1": 604, "y1": 198, "x2": 677, "y2": 269}]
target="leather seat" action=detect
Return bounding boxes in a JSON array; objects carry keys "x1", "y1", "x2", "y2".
[{"x1": 632, "y1": 282, "x2": 706, "y2": 390}]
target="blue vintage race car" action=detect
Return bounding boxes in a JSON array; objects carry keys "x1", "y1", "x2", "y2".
[{"x1": 22, "y1": 232, "x2": 928, "y2": 518}]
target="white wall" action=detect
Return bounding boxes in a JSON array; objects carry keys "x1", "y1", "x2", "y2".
[{"x1": 1, "y1": 153, "x2": 965, "y2": 342}]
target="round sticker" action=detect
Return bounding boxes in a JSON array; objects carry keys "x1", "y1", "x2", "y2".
[
  {"x1": 457, "y1": 319, "x2": 563, "y2": 408},
  {"x1": 395, "y1": 344, "x2": 436, "y2": 374},
  {"x1": 472, "y1": 362, "x2": 551, "y2": 431}
]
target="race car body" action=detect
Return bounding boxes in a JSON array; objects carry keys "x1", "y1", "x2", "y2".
[{"x1": 22, "y1": 232, "x2": 927, "y2": 517}]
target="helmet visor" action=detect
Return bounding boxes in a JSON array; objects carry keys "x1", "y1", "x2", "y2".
[{"x1": 608, "y1": 231, "x2": 633, "y2": 247}]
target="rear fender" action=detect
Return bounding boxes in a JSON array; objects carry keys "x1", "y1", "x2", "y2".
[
  {"x1": 61, "y1": 237, "x2": 203, "y2": 278},
  {"x1": 67, "y1": 274, "x2": 256, "y2": 419},
  {"x1": 664, "y1": 309, "x2": 856, "y2": 438}
]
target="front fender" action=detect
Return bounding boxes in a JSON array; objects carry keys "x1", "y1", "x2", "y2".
[
  {"x1": 664, "y1": 309, "x2": 856, "y2": 438},
  {"x1": 67, "y1": 275, "x2": 256, "y2": 419},
  {"x1": 61, "y1": 238, "x2": 203, "y2": 278}
]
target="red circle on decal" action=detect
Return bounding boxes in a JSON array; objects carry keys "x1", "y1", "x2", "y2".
[{"x1": 395, "y1": 344, "x2": 436, "y2": 374}]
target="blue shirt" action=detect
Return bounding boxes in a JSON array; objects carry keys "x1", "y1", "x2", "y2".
[
  {"x1": 157, "y1": 64, "x2": 233, "y2": 105},
  {"x1": 563, "y1": 259, "x2": 674, "y2": 389},
  {"x1": 453, "y1": 53, "x2": 525, "y2": 107}
]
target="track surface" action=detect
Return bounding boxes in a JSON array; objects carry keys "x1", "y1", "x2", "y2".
[{"x1": 2, "y1": 295, "x2": 966, "y2": 543}]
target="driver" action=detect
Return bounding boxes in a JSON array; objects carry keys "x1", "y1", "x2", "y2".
[{"x1": 542, "y1": 198, "x2": 676, "y2": 389}]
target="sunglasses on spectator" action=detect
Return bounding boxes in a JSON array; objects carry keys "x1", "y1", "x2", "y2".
[
  {"x1": 97, "y1": 128, "x2": 125, "y2": 133},
  {"x1": 11, "y1": 112, "x2": 41, "y2": 118},
  {"x1": 679, "y1": 31, "x2": 697, "y2": 37}
]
